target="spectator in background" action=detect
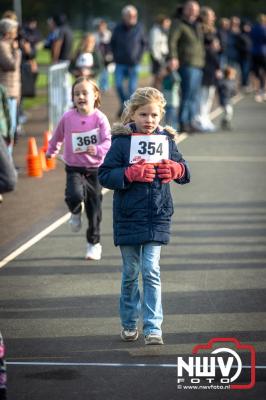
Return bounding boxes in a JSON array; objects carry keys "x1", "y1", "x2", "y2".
[
  {"x1": 50, "y1": 14, "x2": 73, "y2": 63},
  {"x1": 217, "y1": 17, "x2": 230, "y2": 68},
  {"x1": 44, "y1": 16, "x2": 58, "y2": 56},
  {"x1": 168, "y1": 0, "x2": 205, "y2": 133},
  {"x1": 149, "y1": 14, "x2": 171, "y2": 88},
  {"x1": 19, "y1": 18, "x2": 41, "y2": 123},
  {"x1": 95, "y1": 20, "x2": 113, "y2": 92},
  {"x1": 0, "y1": 134, "x2": 17, "y2": 203},
  {"x1": 227, "y1": 16, "x2": 241, "y2": 68},
  {"x1": 69, "y1": 33, "x2": 103, "y2": 80},
  {"x1": 0, "y1": 83, "x2": 11, "y2": 147},
  {"x1": 1, "y1": 9, "x2": 17, "y2": 21},
  {"x1": 251, "y1": 14, "x2": 266, "y2": 103},
  {"x1": 0, "y1": 84, "x2": 17, "y2": 203},
  {"x1": 111, "y1": 5, "x2": 146, "y2": 117},
  {"x1": 0, "y1": 18, "x2": 21, "y2": 156},
  {"x1": 22, "y1": 17, "x2": 42, "y2": 54},
  {"x1": 159, "y1": 58, "x2": 181, "y2": 129},
  {"x1": 193, "y1": 6, "x2": 221, "y2": 132},
  {"x1": 236, "y1": 20, "x2": 252, "y2": 91}
]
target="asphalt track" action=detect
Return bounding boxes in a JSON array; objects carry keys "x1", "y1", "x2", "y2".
[{"x1": 1, "y1": 94, "x2": 266, "y2": 399}]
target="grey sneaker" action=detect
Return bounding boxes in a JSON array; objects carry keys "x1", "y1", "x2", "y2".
[
  {"x1": 144, "y1": 333, "x2": 164, "y2": 345},
  {"x1": 69, "y1": 212, "x2": 82, "y2": 232},
  {"x1": 121, "y1": 328, "x2": 139, "y2": 342}
]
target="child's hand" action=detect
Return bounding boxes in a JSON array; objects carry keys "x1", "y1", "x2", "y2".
[
  {"x1": 157, "y1": 159, "x2": 185, "y2": 183},
  {"x1": 87, "y1": 145, "x2": 97, "y2": 156},
  {"x1": 125, "y1": 160, "x2": 156, "y2": 183}
]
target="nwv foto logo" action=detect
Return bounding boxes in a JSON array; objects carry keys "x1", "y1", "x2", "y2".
[{"x1": 177, "y1": 338, "x2": 256, "y2": 390}]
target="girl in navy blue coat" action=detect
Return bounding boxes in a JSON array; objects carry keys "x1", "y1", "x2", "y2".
[{"x1": 98, "y1": 87, "x2": 190, "y2": 345}]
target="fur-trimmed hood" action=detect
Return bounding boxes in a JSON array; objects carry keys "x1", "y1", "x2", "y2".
[
  {"x1": 111, "y1": 123, "x2": 132, "y2": 136},
  {"x1": 111, "y1": 122, "x2": 178, "y2": 141}
]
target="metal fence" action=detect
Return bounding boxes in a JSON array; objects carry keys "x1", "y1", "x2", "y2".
[{"x1": 48, "y1": 62, "x2": 72, "y2": 132}]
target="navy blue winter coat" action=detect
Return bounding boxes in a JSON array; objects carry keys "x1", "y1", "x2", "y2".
[
  {"x1": 111, "y1": 22, "x2": 146, "y2": 65},
  {"x1": 98, "y1": 123, "x2": 190, "y2": 246}
]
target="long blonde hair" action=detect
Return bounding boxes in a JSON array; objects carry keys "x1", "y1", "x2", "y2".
[{"x1": 121, "y1": 87, "x2": 166, "y2": 124}]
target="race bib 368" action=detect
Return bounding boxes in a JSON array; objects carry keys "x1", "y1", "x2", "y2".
[{"x1": 72, "y1": 129, "x2": 99, "y2": 153}]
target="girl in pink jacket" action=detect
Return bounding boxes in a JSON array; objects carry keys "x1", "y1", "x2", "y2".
[{"x1": 47, "y1": 77, "x2": 111, "y2": 260}]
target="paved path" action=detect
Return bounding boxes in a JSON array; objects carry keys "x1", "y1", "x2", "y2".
[{"x1": 0, "y1": 93, "x2": 266, "y2": 399}]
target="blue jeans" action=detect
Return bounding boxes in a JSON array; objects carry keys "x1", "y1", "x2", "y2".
[
  {"x1": 119, "y1": 242, "x2": 163, "y2": 336},
  {"x1": 114, "y1": 64, "x2": 140, "y2": 108},
  {"x1": 7, "y1": 97, "x2": 18, "y2": 155},
  {"x1": 99, "y1": 68, "x2": 109, "y2": 92},
  {"x1": 165, "y1": 105, "x2": 178, "y2": 130},
  {"x1": 178, "y1": 66, "x2": 203, "y2": 127}
]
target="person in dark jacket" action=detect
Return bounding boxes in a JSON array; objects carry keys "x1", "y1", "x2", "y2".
[
  {"x1": 237, "y1": 20, "x2": 252, "y2": 90},
  {"x1": 50, "y1": 14, "x2": 73, "y2": 63},
  {"x1": 98, "y1": 87, "x2": 190, "y2": 345},
  {"x1": 250, "y1": 14, "x2": 266, "y2": 102},
  {"x1": 111, "y1": 5, "x2": 146, "y2": 116}
]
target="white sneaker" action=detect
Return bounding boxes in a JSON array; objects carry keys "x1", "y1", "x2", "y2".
[
  {"x1": 85, "y1": 243, "x2": 102, "y2": 260},
  {"x1": 69, "y1": 212, "x2": 82, "y2": 232},
  {"x1": 254, "y1": 94, "x2": 263, "y2": 103}
]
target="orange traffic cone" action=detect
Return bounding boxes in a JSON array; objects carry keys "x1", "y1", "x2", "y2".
[
  {"x1": 42, "y1": 130, "x2": 56, "y2": 170},
  {"x1": 28, "y1": 136, "x2": 38, "y2": 157},
  {"x1": 26, "y1": 137, "x2": 43, "y2": 177},
  {"x1": 46, "y1": 156, "x2": 56, "y2": 170},
  {"x1": 39, "y1": 148, "x2": 48, "y2": 172},
  {"x1": 42, "y1": 130, "x2": 51, "y2": 153}
]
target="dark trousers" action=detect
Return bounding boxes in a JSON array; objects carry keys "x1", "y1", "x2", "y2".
[{"x1": 65, "y1": 165, "x2": 102, "y2": 244}]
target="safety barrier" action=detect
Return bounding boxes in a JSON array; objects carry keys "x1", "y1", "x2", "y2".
[{"x1": 48, "y1": 61, "x2": 72, "y2": 132}]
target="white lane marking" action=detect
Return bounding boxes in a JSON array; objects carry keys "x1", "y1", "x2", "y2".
[
  {"x1": 5, "y1": 361, "x2": 265, "y2": 369},
  {"x1": 0, "y1": 213, "x2": 70, "y2": 269}
]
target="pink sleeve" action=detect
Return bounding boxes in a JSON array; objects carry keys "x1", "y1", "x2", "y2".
[
  {"x1": 46, "y1": 117, "x2": 65, "y2": 156},
  {"x1": 95, "y1": 114, "x2": 111, "y2": 158}
]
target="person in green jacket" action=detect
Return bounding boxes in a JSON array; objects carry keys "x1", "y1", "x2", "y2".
[{"x1": 168, "y1": 1, "x2": 205, "y2": 133}]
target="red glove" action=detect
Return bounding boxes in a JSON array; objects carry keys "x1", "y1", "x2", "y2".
[
  {"x1": 157, "y1": 159, "x2": 185, "y2": 183},
  {"x1": 125, "y1": 159, "x2": 156, "y2": 183}
]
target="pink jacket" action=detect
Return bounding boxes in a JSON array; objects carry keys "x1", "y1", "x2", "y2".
[{"x1": 47, "y1": 108, "x2": 111, "y2": 168}]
